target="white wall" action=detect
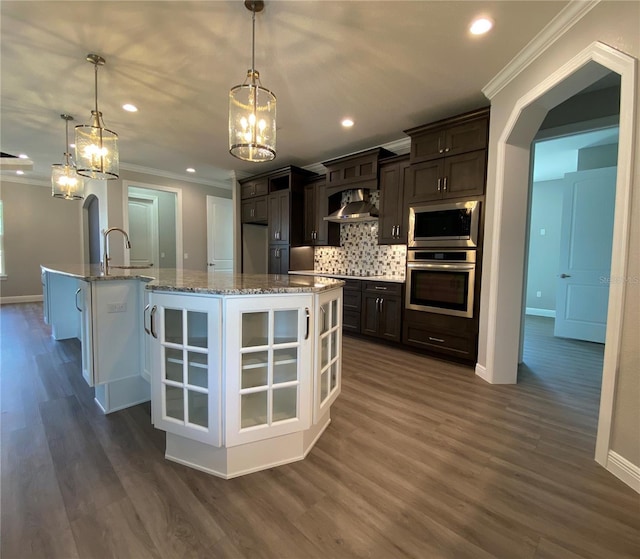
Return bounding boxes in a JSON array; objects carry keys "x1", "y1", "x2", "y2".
[{"x1": 478, "y1": 1, "x2": 639, "y2": 472}]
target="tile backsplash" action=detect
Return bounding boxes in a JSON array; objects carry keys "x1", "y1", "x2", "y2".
[{"x1": 314, "y1": 191, "x2": 407, "y2": 280}]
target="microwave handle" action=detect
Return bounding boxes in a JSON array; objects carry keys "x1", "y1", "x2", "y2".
[{"x1": 407, "y1": 262, "x2": 475, "y2": 271}]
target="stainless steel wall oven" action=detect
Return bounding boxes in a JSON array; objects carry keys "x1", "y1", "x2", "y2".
[{"x1": 405, "y1": 249, "x2": 476, "y2": 318}]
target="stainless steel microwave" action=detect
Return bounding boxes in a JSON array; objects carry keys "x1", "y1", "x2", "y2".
[{"x1": 408, "y1": 200, "x2": 480, "y2": 248}]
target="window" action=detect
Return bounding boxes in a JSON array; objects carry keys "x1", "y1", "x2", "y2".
[{"x1": 0, "y1": 200, "x2": 4, "y2": 276}]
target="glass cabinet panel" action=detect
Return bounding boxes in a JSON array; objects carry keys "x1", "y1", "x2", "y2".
[
  {"x1": 314, "y1": 289, "x2": 342, "y2": 423},
  {"x1": 227, "y1": 295, "x2": 312, "y2": 447},
  {"x1": 153, "y1": 296, "x2": 221, "y2": 447}
]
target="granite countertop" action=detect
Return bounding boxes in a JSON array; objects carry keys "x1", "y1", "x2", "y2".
[
  {"x1": 288, "y1": 270, "x2": 405, "y2": 284},
  {"x1": 41, "y1": 265, "x2": 344, "y2": 295}
]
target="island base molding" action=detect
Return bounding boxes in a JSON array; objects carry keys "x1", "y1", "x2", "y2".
[
  {"x1": 94, "y1": 375, "x2": 151, "y2": 414},
  {"x1": 165, "y1": 411, "x2": 331, "y2": 479}
]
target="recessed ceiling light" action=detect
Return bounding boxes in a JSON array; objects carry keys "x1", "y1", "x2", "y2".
[
  {"x1": 341, "y1": 118, "x2": 354, "y2": 128},
  {"x1": 122, "y1": 104, "x2": 138, "y2": 112},
  {"x1": 18, "y1": 153, "x2": 29, "y2": 159},
  {"x1": 470, "y1": 17, "x2": 493, "y2": 35},
  {"x1": 186, "y1": 168, "x2": 196, "y2": 173},
  {"x1": 16, "y1": 170, "x2": 24, "y2": 175}
]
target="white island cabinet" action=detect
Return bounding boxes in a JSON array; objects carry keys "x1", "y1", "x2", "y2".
[
  {"x1": 41, "y1": 265, "x2": 152, "y2": 413},
  {"x1": 145, "y1": 272, "x2": 343, "y2": 479}
]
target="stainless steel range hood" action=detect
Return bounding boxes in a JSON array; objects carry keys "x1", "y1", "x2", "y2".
[{"x1": 323, "y1": 189, "x2": 378, "y2": 223}]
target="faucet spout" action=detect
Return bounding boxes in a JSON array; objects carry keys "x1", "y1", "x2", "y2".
[{"x1": 102, "y1": 227, "x2": 132, "y2": 274}]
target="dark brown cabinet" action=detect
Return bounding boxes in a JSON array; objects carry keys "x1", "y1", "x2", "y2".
[
  {"x1": 404, "y1": 107, "x2": 489, "y2": 205},
  {"x1": 402, "y1": 309, "x2": 477, "y2": 361},
  {"x1": 323, "y1": 147, "x2": 393, "y2": 196},
  {"x1": 407, "y1": 115, "x2": 489, "y2": 164},
  {"x1": 342, "y1": 279, "x2": 362, "y2": 334},
  {"x1": 268, "y1": 245, "x2": 289, "y2": 275},
  {"x1": 240, "y1": 177, "x2": 269, "y2": 199},
  {"x1": 360, "y1": 281, "x2": 402, "y2": 342},
  {"x1": 268, "y1": 190, "x2": 290, "y2": 244},
  {"x1": 241, "y1": 195, "x2": 268, "y2": 224},
  {"x1": 302, "y1": 176, "x2": 339, "y2": 246},
  {"x1": 404, "y1": 150, "x2": 486, "y2": 204},
  {"x1": 378, "y1": 156, "x2": 410, "y2": 244}
]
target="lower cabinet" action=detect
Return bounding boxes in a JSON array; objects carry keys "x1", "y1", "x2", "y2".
[
  {"x1": 342, "y1": 279, "x2": 362, "y2": 333},
  {"x1": 146, "y1": 287, "x2": 343, "y2": 466},
  {"x1": 268, "y1": 245, "x2": 289, "y2": 274},
  {"x1": 148, "y1": 292, "x2": 222, "y2": 446},
  {"x1": 361, "y1": 281, "x2": 402, "y2": 342},
  {"x1": 402, "y1": 309, "x2": 477, "y2": 361}
]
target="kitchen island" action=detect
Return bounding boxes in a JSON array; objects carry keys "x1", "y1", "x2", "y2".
[{"x1": 41, "y1": 265, "x2": 344, "y2": 478}]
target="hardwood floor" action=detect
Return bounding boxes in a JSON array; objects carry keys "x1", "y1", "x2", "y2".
[{"x1": 1, "y1": 304, "x2": 638, "y2": 559}]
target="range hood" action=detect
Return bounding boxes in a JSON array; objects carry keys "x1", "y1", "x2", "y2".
[{"x1": 323, "y1": 189, "x2": 378, "y2": 223}]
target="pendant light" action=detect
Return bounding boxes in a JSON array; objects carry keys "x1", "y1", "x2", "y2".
[
  {"x1": 75, "y1": 53, "x2": 119, "y2": 179},
  {"x1": 229, "y1": 0, "x2": 276, "y2": 162},
  {"x1": 51, "y1": 114, "x2": 85, "y2": 200}
]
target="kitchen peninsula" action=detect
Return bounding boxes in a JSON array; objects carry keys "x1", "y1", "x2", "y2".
[{"x1": 41, "y1": 265, "x2": 344, "y2": 478}]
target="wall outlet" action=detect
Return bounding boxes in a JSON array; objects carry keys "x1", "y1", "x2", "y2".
[
  {"x1": 536, "y1": 291, "x2": 542, "y2": 298},
  {"x1": 540, "y1": 228, "x2": 546, "y2": 236},
  {"x1": 107, "y1": 302, "x2": 127, "y2": 313},
  {"x1": 161, "y1": 252, "x2": 165, "y2": 258},
  {"x1": 184, "y1": 253, "x2": 189, "y2": 259}
]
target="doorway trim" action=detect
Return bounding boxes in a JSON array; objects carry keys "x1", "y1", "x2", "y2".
[
  {"x1": 478, "y1": 41, "x2": 636, "y2": 470},
  {"x1": 122, "y1": 181, "x2": 184, "y2": 270}
]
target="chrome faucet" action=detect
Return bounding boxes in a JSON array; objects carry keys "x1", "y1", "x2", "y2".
[{"x1": 102, "y1": 227, "x2": 131, "y2": 274}]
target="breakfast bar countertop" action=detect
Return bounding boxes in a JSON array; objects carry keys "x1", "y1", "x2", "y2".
[{"x1": 41, "y1": 265, "x2": 344, "y2": 295}]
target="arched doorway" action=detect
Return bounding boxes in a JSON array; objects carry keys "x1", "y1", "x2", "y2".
[{"x1": 479, "y1": 42, "x2": 636, "y2": 469}]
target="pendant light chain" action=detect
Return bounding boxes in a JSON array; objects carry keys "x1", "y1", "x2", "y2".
[{"x1": 64, "y1": 116, "x2": 71, "y2": 167}]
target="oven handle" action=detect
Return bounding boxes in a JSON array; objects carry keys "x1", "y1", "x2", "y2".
[{"x1": 407, "y1": 262, "x2": 475, "y2": 271}]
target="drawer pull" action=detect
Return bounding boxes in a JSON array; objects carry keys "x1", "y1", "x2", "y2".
[
  {"x1": 374, "y1": 286, "x2": 388, "y2": 291},
  {"x1": 428, "y1": 336, "x2": 445, "y2": 343}
]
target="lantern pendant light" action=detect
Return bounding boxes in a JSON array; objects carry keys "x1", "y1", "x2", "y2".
[
  {"x1": 75, "y1": 53, "x2": 119, "y2": 180},
  {"x1": 51, "y1": 114, "x2": 85, "y2": 200},
  {"x1": 229, "y1": 0, "x2": 276, "y2": 162}
]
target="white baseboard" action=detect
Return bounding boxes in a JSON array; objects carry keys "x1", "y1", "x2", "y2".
[
  {"x1": 0, "y1": 294, "x2": 43, "y2": 304},
  {"x1": 525, "y1": 307, "x2": 556, "y2": 318},
  {"x1": 475, "y1": 363, "x2": 491, "y2": 383},
  {"x1": 607, "y1": 451, "x2": 640, "y2": 493}
]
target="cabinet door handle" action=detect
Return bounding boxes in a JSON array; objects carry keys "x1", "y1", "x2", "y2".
[
  {"x1": 443, "y1": 177, "x2": 448, "y2": 191},
  {"x1": 444, "y1": 146, "x2": 450, "y2": 153},
  {"x1": 143, "y1": 303, "x2": 151, "y2": 335},
  {"x1": 437, "y1": 178, "x2": 442, "y2": 192},
  {"x1": 75, "y1": 287, "x2": 82, "y2": 312},
  {"x1": 428, "y1": 336, "x2": 445, "y2": 343},
  {"x1": 150, "y1": 305, "x2": 158, "y2": 339},
  {"x1": 380, "y1": 298, "x2": 384, "y2": 313},
  {"x1": 305, "y1": 308, "x2": 310, "y2": 340},
  {"x1": 438, "y1": 137, "x2": 443, "y2": 154}
]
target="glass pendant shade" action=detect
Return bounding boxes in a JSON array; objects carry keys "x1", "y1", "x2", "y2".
[
  {"x1": 75, "y1": 111, "x2": 119, "y2": 179},
  {"x1": 229, "y1": 1, "x2": 276, "y2": 162},
  {"x1": 52, "y1": 162, "x2": 84, "y2": 199},
  {"x1": 75, "y1": 54, "x2": 119, "y2": 180},
  {"x1": 52, "y1": 114, "x2": 85, "y2": 200},
  {"x1": 229, "y1": 70, "x2": 276, "y2": 162}
]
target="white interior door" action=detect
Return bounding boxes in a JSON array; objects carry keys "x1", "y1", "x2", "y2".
[
  {"x1": 554, "y1": 167, "x2": 616, "y2": 343},
  {"x1": 128, "y1": 195, "x2": 159, "y2": 267},
  {"x1": 206, "y1": 195, "x2": 233, "y2": 271}
]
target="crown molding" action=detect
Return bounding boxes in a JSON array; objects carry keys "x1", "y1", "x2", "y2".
[
  {"x1": 482, "y1": 0, "x2": 601, "y2": 100},
  {"x1": 119, "y1": 163, "x2": 233, "y2": 190},
  {"x1": 0, "y1": 175, "x2": 50, "y2": 188},
  {"x1": 302, "y1": 137, "x2": 411, "y2": 175}
]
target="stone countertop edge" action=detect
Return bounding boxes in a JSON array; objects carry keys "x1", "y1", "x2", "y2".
[
  {"x1": 41, "y1": 265, "x2": 344, "y2": 295},
  {"x1": 288, "y1": 270, "x2": 405, "y2": 284}
]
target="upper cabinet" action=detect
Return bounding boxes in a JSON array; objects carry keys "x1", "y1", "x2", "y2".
[
  {"x1": 241, "y1": 177, "x2": 269, "y2": 200},
  {"x1": 404, "y1": 107, "x2": 489, "y2": 204},
  {"x1": 302, "y1": 175, "x2": 340, "y2": 246},
  {"x1": 378, "y1": 155, "x2": 410, "y2": 245},
  {"x1": 322, "y1": 147, "x2": 393, "y2": 196}
]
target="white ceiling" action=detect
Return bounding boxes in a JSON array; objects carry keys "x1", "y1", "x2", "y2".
[{"x1": 1, "y1": 1, "x2": 570, "y2": 188}]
